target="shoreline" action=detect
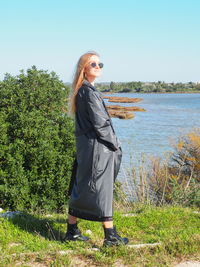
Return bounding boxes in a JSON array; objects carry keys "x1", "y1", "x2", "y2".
[{"x1": 102, "y1": 91, "x2": 200, "y2": 94}]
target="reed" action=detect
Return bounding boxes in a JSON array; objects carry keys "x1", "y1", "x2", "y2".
[{"x1": 114, "y1": 129, "x2": 200, "y2": 210}]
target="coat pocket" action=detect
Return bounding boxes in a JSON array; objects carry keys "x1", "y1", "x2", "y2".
[
  {"x1": 89, "y1": 138, "x2": 100, "y2": 192},
  {"x1": 114, "y1": 146, "x2": 122, "y2": 182},
  {"x1": 96, "y1": 142, "x2": 113, "y2": 173}
]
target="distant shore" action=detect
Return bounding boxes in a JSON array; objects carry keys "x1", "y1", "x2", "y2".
[
  {"x1": 102, "y1": 91, "x2": 200, "y2": 94},
  {"x1": 97, "y1": 81, "x2": 200, "y2": 94}
]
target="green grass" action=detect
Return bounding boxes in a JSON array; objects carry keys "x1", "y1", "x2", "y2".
[{"x1": 0, "y1": 205, "x2": 200, "y2": 266}]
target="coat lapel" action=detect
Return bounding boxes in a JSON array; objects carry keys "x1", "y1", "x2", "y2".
[{"x1": 83, "y1": 80, "x2": 116, "y2": 134}]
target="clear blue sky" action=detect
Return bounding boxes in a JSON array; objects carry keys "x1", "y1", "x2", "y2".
[{"x1": 1, "y1": 0, "x2": 200, "y2": 82}]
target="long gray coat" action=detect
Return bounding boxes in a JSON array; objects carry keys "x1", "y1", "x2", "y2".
[{"x1": 68, "y1": 80, "x2": 122, "y2": 221}]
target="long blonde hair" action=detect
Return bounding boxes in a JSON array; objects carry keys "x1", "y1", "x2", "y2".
[{"x1": 68, "y1": 51, "x2": 99, "y2": 115}]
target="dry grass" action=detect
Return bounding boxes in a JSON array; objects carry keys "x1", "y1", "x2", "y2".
[{"x1": 114, "y1": 129, "x2": 200, "y2": 209}]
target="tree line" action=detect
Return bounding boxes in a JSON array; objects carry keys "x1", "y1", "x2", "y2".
[{"x1": 95, "y1": 81, "x2": 200, "y2": 93}]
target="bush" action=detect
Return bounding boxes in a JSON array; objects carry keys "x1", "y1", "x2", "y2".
[
  {"x1": 119, "y1": 88, "x2": 132, "y2": 93},
  {"x1": 171, "y1": 129, "x2": 200, "y2": 180},
  {"x1": 0, "y1": 66, "x2": 75, "y2": 212},
  {"x1": 118, "y1": 130, "x2": 200, "y2": 209},
  {"x1": 147, "y1": 129, "x2": 200, "y2": 207}
]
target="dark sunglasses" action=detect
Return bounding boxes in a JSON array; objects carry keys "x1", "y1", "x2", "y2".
[{"x1": 90, "y1": 62, "x2": 104, "y2": 69}]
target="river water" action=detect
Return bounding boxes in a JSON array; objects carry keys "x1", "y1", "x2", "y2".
[{"x1": 105, "y1": 93, "x2": 200, "y2": 180}]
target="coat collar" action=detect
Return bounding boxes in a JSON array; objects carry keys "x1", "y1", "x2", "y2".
[
  {"x1": 82, "y1": 80, "x2": 97, "y2": 91},
  {"x1": 82, "y1": 80, "x2": 104, "y2": 98},
  {"x1": 82, "y1": 80, "x2": 114, "y2": 131}
]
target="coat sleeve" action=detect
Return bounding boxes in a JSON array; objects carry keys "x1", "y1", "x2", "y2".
[{"x1": 86, "y1": 89, "x2": 119, "y2": 151}]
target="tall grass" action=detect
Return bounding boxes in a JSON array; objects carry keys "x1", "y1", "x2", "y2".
[{"x1": 114, "y1": 129, "x2": 200, "y2": 210}]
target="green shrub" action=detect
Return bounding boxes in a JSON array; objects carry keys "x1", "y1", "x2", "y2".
[{"x1": 0, "y1": 66, "x2": 75, "y2": 212}]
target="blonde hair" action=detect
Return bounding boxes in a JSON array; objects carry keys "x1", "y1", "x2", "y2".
[{"x1": 68, "y1": 51, "x2": 99, "y2": 115}]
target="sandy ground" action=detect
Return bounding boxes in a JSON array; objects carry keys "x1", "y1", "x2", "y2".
[{"x1": 174, "y1": 261, "x2": 200, "y2": 267}]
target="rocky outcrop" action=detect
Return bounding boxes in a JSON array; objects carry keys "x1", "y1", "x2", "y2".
[
  {"x1": 106, "y1": 105, "x2": 146, "y2": 112},
  {"x1": 107, "y1": 110, "x2": 135, "y2": 119},
  {"x1": 103, "y1": 96, "x2": 143, "y2": 103},
  {"x1": 104, "y1": 97, "x2": 145, "y2": 119}
]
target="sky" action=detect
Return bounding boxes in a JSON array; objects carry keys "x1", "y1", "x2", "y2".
[{"x1": 1, "y1": 0, "x2": 200, "y2": 83}]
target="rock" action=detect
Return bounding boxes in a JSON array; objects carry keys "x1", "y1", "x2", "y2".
[
  {"x1": 127, "y1": 242, "x2": 162, "y2": 249},
  {"x1": 174, "y1": 261, "x2": 200, "y2": 267},
  {"x1": 57, "y1": 250, "x2": 73, "y2": 255},
  {"x1": 89, "y1": 248, "x2": 99, "y2": 251},
  {"x1": 193, "y1": 211, "x2": 200, "y2": 214},
  {"x1": 85, "y1": 229, "x2": 92, "y2": 235},
  {"x1": 122, "y1": 213, "x2": 138, "y2": 217},
  {"x1": 0, "y1": 211, "x2": 22, "y2": 218},
  {"x1": 8, "y1": 243, "x2": 21, "y2": 248}
]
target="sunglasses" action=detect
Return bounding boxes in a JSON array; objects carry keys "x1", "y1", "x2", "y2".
[{"x1": 90, "y1": 62, "x2": 104, "y2": 69}]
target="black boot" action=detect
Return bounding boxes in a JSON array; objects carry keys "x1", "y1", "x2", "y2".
[
  {"x1": 103, "y1": 226, "x2": 129, "y2": 247},
  {"x1": 63, "y1": 223, "x2": 90, "y2": 242}
]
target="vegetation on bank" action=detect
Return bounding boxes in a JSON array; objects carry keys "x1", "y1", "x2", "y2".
[
  {"x1": 116, "y1": 129, "x2": 200, "y2": 209},
  {"x1": 1, "y1": 125, "x2": 200, "y2": 266},
  {"x1": 148, "y1": 129, "x2": 200, "y2": 207},
  {"x1": 95, "y1": 81, "x2": 200, "y2": 93},
  {"x1": 0, "y1": 206, "x2": 199, "y2": 266},
  {"x1": 0, "y1": 67, "x2": 200, "y2": 265},
  {"x1": 0, "y1": 67, "x2": 199, "y2": 213}
]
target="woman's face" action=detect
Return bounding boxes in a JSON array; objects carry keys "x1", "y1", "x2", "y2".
[{"x1": 84, "y1": 55, "x2": 102, "y2": 80}]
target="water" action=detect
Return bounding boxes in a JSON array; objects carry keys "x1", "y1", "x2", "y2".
[{"x1": 104, "y1": 93, "x2": 200, "y2": 180}]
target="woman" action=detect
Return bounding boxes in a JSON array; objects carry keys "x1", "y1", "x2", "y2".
[{"x1": 64, "y1": 51, "x2": 129, "y2": 246}]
